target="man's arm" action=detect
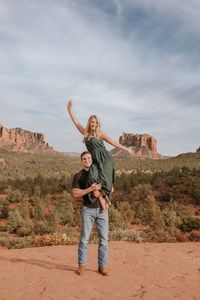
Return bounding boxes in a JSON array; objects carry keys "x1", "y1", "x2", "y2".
[{"x1": 72, "y1": 183, "x2": 102, "y2": 198}]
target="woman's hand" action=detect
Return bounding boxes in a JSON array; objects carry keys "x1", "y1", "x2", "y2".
[{"x1": 67, "y1": 100, "x2": 73, "y2": 112}]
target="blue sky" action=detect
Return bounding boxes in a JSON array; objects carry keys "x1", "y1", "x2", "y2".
[{"x1": 0, "y1": 0, "x2": 200, "y2": 156}]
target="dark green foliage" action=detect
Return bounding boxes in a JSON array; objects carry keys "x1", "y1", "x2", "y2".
[
  {"x1": 136, "y1": 195, "x2": 165, "y2": 231},
  {"x1": 189, "y1": 183, "x2": 200, "y2": 205},
  {"x1": 116, "y1": 201, "x2": 135, "y2": 227},
  {"x1": 46, "y1": 209, "x2": 60, "y2": 233},
  {"x1": 32, "y1": 198, "x2": 45, "y2": 220},
  {"x1": 6, "y1": 190, "x2": 22, "y2": 203},
  {"x1": 7, "y1": 209, "x2": 25, "y2": 233},
  {"x1": 159, "y1": 194, "x2": 172, "y2": 202},
  {"x1": 108, "y1": 206, "x2": 123, "y2": 231},
  {"x1": 179, "y1": 217, "x2": 200, "y2": 232},
  {"x1": 163, "y1": 201, "x2": 182, "y2": 234},
  {"x1": 33, "y1": 220, "x2": 50, "y2": 235},
  {"x1": 56, "y1": 192, "x2": 74, "y2": 226},
  {"x1": 0, "y1": 152, "x2": 200, "y2": 247},
  {"x1": 0, "y1": 200, "x2": 10, "y2": 218}
]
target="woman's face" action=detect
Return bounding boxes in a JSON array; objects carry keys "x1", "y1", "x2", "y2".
[{"x1": 89, "y1": 117, "x2": 98, "y2": 131}]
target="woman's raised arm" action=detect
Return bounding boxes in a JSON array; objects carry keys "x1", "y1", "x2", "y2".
[
  {"x1": 67, "y1": 100, "x2": 85, "y2": 135},
  {"x1": 100, "y1": 131, "x2": 134, "y2": 156}
]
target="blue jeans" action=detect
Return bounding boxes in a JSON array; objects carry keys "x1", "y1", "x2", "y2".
[{"x1": 78, "y1": 206, "x2": 109, "y2": 267}]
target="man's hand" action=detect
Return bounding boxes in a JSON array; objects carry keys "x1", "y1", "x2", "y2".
[
  {"x1": 90, "y1": 183, "x2": 102, "y2": 191},
  {"x1": 93, "y1": 191, "x2": 103, "y2": 198}
]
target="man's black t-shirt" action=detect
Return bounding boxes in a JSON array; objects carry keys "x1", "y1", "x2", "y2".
[{"x1": 72, "y1": 169, "x2": 100, "y2": 208}]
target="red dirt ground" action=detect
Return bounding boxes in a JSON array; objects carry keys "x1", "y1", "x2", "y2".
[{"x1": 0, "y1": 241, "x2": 200, "y2": 300}]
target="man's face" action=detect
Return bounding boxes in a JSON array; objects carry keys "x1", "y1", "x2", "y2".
[{"x1": 81, "y1": 153, "x2": 92, "y2": 170}]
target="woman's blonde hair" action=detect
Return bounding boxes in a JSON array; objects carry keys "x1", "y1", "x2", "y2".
[{"x1": 83, "y1": 115, "x2": 101, "y2": 142}]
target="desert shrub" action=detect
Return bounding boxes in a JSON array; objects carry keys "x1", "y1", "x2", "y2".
[
  {"x1": 0, "y1": 223, "x2": 7, "y2": 232},
  {"x1": 108, "y1": 206, "x2": 123, "y2": 231},
  {"x1": 6, "y1": 189, "x2": 22, "y2": 203},
  {"x1": 109, "y1": 228, "x2": 143, "y2": 243},
  {"x1": 32, "y1": 233, "x2": 74, "y2": 247},
  {"x1": 33, "y1": 220, "x2": 50, "y2": 235},
  {"x1": 159, "y1": 193, "x2": 173, "y2": 202},
  {"x1": 189, "y1": 184, "x2": 200, "y2": 205},
  {"x1": 179, "y1": 217, "x2": 200, "y2": 232},
  {"x1": 8, "y1": 236, "x2": 34, "y2": 249},
  {"x1": 56, "y1": 192, "x2": 74, "y2": 226},
  {"x1": 116, "y1": 201, "x2": 135, "y2": 227},
  {"x1": 174, "y1": 231, "x2": 189, "y2": 242},
  {"x1": 32, "y1": 198, "x2": 45, "y2": 220},
  {"x1": 188, "y1": 230, "x2": 200, "y2": 241},
  {"x1": 33, "y1": 185, "x2": 41, "y2": 196},
  {"x1": 7, "y1": 209, "x2": 25, "y2": 233},
  {"x1": 0, "y1": 237, "x2": 11, "y2": 248},
  {"x1": 0, "y1": 181, "x2": 7, "y2": 192},
  {"x1": 131, "y1": 184, "x2": 154, "y2": 202},
  {"x1": 0, "y1": 199, "x2": 9, "y2": 218},
  {"x1": 136, "y1": 195, "x2": 165, "y2": 231},
  {"x1": 46, "y1": 209, "x2": 60, "y2": 233},
  {"x1": 115, "y1": 173, "x2": 132, "y2": 191},
  {"x1": 175, "y1": 205, "x2": 200, "y2": 232},
  {"x1": 163, "y1": 201, "x2": 182, "y2": 234},
  {"x1": 144, "y1": 228, "x2": 170, "y2": 242},
  {"x1": 16, "y1": 226, "x2": 32, "y2": 237}
]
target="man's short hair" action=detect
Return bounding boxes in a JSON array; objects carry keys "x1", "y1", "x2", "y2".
[{"x1": 80, "y1": 151, "x2": 92, "y2": 160}]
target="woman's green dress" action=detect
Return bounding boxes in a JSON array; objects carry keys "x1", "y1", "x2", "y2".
[{"x1": 85, "y1": 137, "x2": 115, "y2": 203}]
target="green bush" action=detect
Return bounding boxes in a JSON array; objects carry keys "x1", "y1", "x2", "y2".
[
  {"x1": 179, "y1": 217, "x2": 200, "y2": 232},
  {"x1": 32, "y1": 198, "x2": 45, "y2": 220},
  {"x1": 136, "y1": 195, "x2": 165, "y2": 231},
  {"x1": 7, "y1": 209, "x2": 25, "y2": 233},
  {"x1": 6, "y1": 189, "x2": 22, "y2": 203},
  {"x1": 108, "y1": 206, "x2": 123, "y2": 231},
  {"x1": 116, "y1": 201, "x2": 135, "y2": 227},
  {"x1": 131, "y1": 184, "x2": 154, "y2": 202},
  {"x1": 46, "y1": 209, "x2": 60, "y2": 233},
  {"x1": 16, "y1": 226, "x2": 32, "y2": 237},
  {"x1": 0, "y1": 199, "x2": 9, "y2": 218},
  {"x1": 163, "y1": 201, "x2": 182, "y2": 234},
  {"x1": 33, "y1": 220, "x2": 50, "y2": 235},
  {"x1": 109, "y1": 228, "x2": 143, "y2": 243},
  {"x1": 56, "y1": 192, "x2": 74, "y2": 226}
]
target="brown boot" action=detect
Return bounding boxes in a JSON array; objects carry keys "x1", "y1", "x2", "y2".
[
  {"x1": 98, "y1": 266, "x2": 108, "y2": 276},
  {"x1": 76, "y1": 265, "x2": 85, "y2": 275}
]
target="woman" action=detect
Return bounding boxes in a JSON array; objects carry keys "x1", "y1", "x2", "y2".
[{"x1": 67, "y1": 100, "x2": 133, "y2": 210}]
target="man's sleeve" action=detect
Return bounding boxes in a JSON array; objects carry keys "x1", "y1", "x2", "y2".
[{"x1": 72, "y1": 172, "x2": 81, "y2": 189}]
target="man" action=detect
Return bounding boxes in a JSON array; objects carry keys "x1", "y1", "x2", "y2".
[{"x1": 72, "y1": 151, "x2": 109, "y2": 276}]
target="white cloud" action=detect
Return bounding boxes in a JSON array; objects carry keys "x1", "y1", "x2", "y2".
[{"x1": 0, "y1": 0, "x2": 199, "y2": 156}]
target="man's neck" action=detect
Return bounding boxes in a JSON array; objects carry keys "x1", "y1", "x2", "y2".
[{"x1": 83, "y1": 167, "x2": 89, "y2": 172}]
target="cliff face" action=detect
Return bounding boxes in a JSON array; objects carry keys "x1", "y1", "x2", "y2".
[
  {"x1": 112, "y1": 132, "x2": 162, "y2": 158},
  {"x1": 0, "y1": 124, "x2": 55, "y2": 153}
]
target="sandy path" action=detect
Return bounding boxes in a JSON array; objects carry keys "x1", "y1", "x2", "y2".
[{"x1": 0, "y1": 241, "x2": 200, "y2": 300}]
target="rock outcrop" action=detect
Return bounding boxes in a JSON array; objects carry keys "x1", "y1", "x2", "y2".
[
  {"x1": 196, "y1": 146, "x2": 200, "y2": 154},
  {"x1": 111, "y1": 132, "x2": 162, "y2": 158},
  {"x1": 0, "y1": 124, "x2": 55, "y2": 153}
]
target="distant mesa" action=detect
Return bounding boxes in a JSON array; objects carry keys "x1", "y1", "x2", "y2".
[
  {"x1": 111, "y1": 132, "x2": 162, "y2": 159},
  {"x1": 0, "y1": 123, "x2": 55, "y2": 153}
]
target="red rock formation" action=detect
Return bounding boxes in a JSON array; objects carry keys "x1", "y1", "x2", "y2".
[
  {"x1": 112, "y1": 132, "x2": 162, "y2": 158},
  {"x1": 0, "y1": 124, "x2": 55, "y2": 153}
]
